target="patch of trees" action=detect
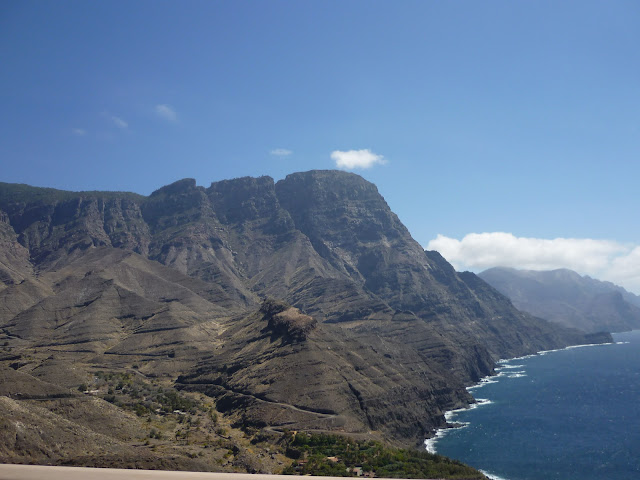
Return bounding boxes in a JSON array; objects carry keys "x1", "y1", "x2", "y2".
[{"x1": 282, "y1": 432, "x2": 486, "y2": 479}]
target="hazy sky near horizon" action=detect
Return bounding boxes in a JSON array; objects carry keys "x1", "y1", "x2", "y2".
[{"x1": 1, "y1": 1, "x2": 639, "y2": 292}]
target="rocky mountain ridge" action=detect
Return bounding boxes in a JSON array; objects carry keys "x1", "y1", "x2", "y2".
[
  {"x1": 479, "y1": 266, "x2": 640, "y2": 333},
  {"x1": 0, "y1": 171, "x2": 609, "y2": 468}
]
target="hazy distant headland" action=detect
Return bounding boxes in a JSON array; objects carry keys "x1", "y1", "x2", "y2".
[{"x1": 480, "y1": 267, "x2": 640, "y2": 333}]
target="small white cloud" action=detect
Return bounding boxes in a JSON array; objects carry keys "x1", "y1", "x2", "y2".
[
  {"x1": 426, "y1": 232, "x2": 640, "y2": 294},
  {"x1": 270, "y1": 148, "x2": 292, "y2": 157},
  {"x1": 155, "y1": 104, "x2": 178, "y2": 122},
  {"x1": 331, "y1": 149, "x2": 386, "y2": 169},
  {"x1": 72, "y1": 128, "x2": 86, "y2": 136},
  {"x1": 111, "y1": 115, "x2": 128, "y2": 129}
]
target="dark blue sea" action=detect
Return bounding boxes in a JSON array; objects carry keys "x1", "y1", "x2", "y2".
[{"x1": 426, "y1": 330, "x2": 640, "y2": 480}]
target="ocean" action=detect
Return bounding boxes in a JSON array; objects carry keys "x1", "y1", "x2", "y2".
[{"x1": 426, "y1": 330, "x2": 640, "y2": 480}]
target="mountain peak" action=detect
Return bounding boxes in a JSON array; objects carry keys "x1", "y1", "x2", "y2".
[
  {"x1": 277, "y1": 170, "x2": 380, "y2": 199},
  {"x1": 149, "y1": 177, "x2": 198, "y2": 197}
]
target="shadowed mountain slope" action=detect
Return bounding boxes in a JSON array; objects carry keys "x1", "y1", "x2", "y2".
[{"x1": 0, "y1": 173, "x2": 610, "y2": 455}]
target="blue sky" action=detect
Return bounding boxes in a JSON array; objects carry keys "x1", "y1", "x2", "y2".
[{"x1": 1, "y1": 1, "x2": 639, "y2": 292}]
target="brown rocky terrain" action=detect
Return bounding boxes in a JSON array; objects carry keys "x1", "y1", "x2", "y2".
[{"x1": 0, "y1": 172, "x2": 610, "y2": 470}]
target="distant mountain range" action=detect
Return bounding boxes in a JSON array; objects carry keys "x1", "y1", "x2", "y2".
[
  {"x1": 479, "y1": 267, "x2": 640, "y2": 333},
  {"x1": 0, "y1": 172, "x2": 608, "y2": 470}
]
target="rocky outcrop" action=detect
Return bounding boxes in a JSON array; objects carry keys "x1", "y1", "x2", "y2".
[
  {"x1": 0, "y1": 173, "x2": 610, "y2": 448},
  {"x1": 260, "y1": 299, "x2": 318, "y2": 341}
]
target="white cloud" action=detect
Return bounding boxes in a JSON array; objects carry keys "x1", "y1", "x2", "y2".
[
  {"x1": 270, "y1": 148, "x2": 292, "y2": 157},
  {"x1": 72, "y1": 128, "x2": 86, "y2": 136},
  {"x1": 155, "y1": 104, "x2": 178, "y2": 122},
  {"x1": 426, "y1": 232, "x2": 640, "y2": 294},
  {"x1": 111, "y1": 115, "x2": 128, "y2": 129},
  {"x1": 331, "y1": 149, "x2": 386, "y2": 169}
]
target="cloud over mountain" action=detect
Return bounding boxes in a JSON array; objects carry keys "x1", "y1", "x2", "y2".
[
  {"x1": 427, "y1": 232, "x2": 640, "y2": 294},
  {"x1": 331, "y1": 149, "x2": 386, "y2": 169}
]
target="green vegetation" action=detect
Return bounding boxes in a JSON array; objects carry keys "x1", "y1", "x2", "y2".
[
  {"x1": 93, "y1": 371, "x2": 198, "y2": 416},
  {"x1": 282, "y1": 432, "x2": 486, "y2": 479},
  {"x1": 82, "y1": 371, "x2": 485, "y2": 477}
]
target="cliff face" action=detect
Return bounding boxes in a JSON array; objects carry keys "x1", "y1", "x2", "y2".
[
  {"x1": 0, "y1": 209, "x2": 33, "y2": 286},
  {"x1": 0, "y1": 174, "x2": 608, "y2": 448},
  {"x1": 480, "y1": 267, "x2": 640, "y2": 333}
]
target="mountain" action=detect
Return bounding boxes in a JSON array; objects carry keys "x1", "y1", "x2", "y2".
[
  {"x1": 0, "y1": 172, "x2": 609, "y2": 469},
  {"x1": 479, "y1": 267, "x2": 640, "y2": 333}
]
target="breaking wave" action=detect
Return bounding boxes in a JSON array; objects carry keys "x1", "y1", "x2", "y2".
[{"x1": 480, "y1": 470, "x2": 511, "y2": 480}]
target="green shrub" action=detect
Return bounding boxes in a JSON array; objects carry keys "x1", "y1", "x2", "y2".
[{"x1": 281, "y1": 432, "x2": 486, "y2": 479}]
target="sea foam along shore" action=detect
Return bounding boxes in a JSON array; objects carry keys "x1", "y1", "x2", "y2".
[
  {"x1": 425, "y1": 340, "x2": 617, "y2": 453},
  {"x1": 423, "y1": 397, "x2": 492, "y2": 454},
  {"x1": 423, "y1": 340, "x2": 617, "y2": 478},
  {"x1": 423, "y1": 363, "x2": 520, "y2": 455},
  {"x1": 478, "y1": 470, "x2": 510, "y2": 480}
]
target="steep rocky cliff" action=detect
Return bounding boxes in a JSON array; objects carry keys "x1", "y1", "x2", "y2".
[{"x1": 0, "y1": 173, "x2": 609, "y2": 455}]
